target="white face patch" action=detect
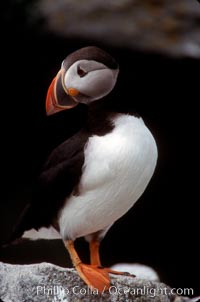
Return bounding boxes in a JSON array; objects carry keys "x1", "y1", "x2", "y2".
[{"x1": 63, "y1": 60, "x2": 119, "y2": 102}]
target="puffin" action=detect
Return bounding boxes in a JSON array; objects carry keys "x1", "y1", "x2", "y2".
[{"x1": 8, "y1": 46, "x2": 158, "y2": 292}]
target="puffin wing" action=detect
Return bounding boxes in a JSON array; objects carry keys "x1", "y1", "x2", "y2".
[
  {"x1": 39, "y1": 130, "x2": 88, "y2": 194},
  {"x1": 8, "y1": 130, "x2": 89, "y2": 243}
]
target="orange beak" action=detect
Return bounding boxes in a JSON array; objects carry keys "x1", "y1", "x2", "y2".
[{"x1": 46, "y1": 70, "x2": 79, "y2": 116}]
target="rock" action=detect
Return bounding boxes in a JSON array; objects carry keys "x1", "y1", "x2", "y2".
[
  {"x1": 37, "y1": 0, "x2": 200, "y2": 58},
  {"x1": 189, "y1": 297, "x2": 200, "y2": 302},
  {"x1": 111, "y1": 263, "x2": 160, "y2": 281},
  {"x1": 0, "y1": 262, "x2": 193, "y2": 302}
]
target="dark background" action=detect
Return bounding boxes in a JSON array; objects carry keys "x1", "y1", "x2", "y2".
[{"x1": 0, "y1": 1, "x2": 199, "y2": 297}]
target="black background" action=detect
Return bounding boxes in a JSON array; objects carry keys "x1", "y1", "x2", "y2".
[{"x1": 0, "y1": 1, "x2": 199, "y2": 297}]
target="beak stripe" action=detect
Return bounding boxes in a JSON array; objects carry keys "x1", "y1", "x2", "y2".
[{"x1": 46, "y1": 69, "x2": 78, "y2": 115}]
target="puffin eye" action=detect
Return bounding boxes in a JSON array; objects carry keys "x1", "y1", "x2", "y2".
[{"x1": 77, "y1": 66, "x2": 87, "y2": 78}]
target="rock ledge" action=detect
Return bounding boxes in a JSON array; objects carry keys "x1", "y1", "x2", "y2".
[{"x1": 0, "y1": 262, "x2": 191, "y2": 302}]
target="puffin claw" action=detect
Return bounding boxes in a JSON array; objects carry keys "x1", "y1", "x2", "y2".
[{"x1": 103, "y1": 268, "x2": 136, "y2": 278}]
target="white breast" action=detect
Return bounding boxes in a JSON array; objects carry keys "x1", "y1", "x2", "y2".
[{"x1": 59, "y1": 114, "x2": 158, "y2": 240}]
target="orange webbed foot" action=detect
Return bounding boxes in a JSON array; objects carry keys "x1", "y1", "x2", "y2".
[
  {"x1": 64, "y1": 239, "x2": 135, "y2": 294},
  {"x1": 75, "y1": 264, "x2": 136, "y2": 293},
  {"x1": 76, "y1": 264, "x2": 111, "y2": 293}
]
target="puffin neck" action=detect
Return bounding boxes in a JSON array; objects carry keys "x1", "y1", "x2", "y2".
[
  {"x1": 87, "y1": 95, "x2": 140, "y2": 118},
  {"x1": 86, "y1": 99, "x2": 117, "y2": 136}
]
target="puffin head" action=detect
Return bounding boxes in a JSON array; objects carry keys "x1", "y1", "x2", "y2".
[{"x1": 46, "y1": 46, "x2": 119, "y2": 115}]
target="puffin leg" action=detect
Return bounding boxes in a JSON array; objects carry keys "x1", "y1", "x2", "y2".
[
  {"x1": 64, "y1": 240, "x2": 110, "y2": 293},
  {"x1": 89, "y1": 239, "x2": 101, "y2": 266},
  {"x1": 89, "y1": 239, "x2": 135, "y2": 277}
]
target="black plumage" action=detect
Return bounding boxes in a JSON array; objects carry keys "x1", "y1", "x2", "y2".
[{"x1": 9, "y1": 106, "x2": 116, "y2": 243}]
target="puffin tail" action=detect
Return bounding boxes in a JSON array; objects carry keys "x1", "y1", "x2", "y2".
[{"x1": 1, "y1": 203, "x2": 34, "y2": 248}]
